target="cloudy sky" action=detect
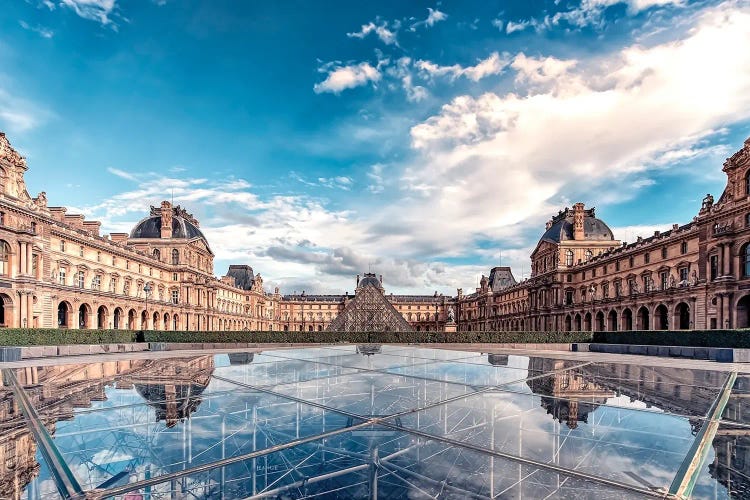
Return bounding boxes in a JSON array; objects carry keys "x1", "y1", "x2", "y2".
[{"x1": 1, "y1": 0, "x2": 749, "y2": 295}]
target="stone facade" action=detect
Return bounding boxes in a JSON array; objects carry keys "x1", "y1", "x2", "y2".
[
  {"x1": 4, "y1": 131, "x2": 750, "y2": 333},
  {"x1": 457, "y1": 135, "x2": 750, "y2": 332}
]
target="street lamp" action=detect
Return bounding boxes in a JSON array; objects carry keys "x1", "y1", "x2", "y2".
[{"x1": 144, "y1": 283, "x2": 152, "y2": 330}]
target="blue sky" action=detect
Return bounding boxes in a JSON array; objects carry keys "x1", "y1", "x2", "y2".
[{"x1": 1, "y1": 0, "x2": 749, "y2": 294}]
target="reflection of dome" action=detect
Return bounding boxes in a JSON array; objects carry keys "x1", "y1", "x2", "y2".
[
  {"x1": 135, "y1": 383, "x2": 208, "y2": 428},
  {"x1": 488, "y1": 354, "x2": 508, "y2": 366},
  {"x1": 228, "y1": 353, "x2": 255, "y2": 365},
  {"x1": 130, "y1": 213, "x2": 207, "y2": 242},
  {"x1": 539, "y1": 207, "x2": 614, "y2": 245},
  {"x1": 356, "y1": 344, "x2": 382, "y2": 356}
]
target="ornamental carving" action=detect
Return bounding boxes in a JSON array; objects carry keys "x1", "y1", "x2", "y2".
[{"x1": 0, "y1": 132, "x2": 27, "y2": 170}]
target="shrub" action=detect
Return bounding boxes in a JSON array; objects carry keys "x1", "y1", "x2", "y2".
[{"x1": 0, "y1": 328, "x2": 135, "y2": 346}]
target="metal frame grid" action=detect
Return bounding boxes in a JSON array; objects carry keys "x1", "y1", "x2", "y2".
[{"x1": 2, "y1": 345, "x2": 740, "y2": 499}]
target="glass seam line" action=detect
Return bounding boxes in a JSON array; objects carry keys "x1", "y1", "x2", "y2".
[
  {"x1": 1, "y1": 368, "x2": 86, "y2": 500},
  {"x1": 668, "y1": 370, "x2": 737, "y2": 498}
]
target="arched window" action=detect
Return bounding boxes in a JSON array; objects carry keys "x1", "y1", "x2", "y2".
[
  {"x1": 171, "y1": 249, "x2": 179, "y2": 265},
  {"x1": 0, "y1": 241, "x2": 9, "y2": 276},
  {"x1": 743, "y1": 244, "x2": 750, "y2": 278},
  {"x1": 153, "y1": 248, "x2": 160, "y2": 260},
  {"x1": 565, "y1": 250, "x2": 573, "y2": 266}
]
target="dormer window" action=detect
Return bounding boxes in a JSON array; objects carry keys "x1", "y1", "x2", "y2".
[{"x1": 565, "y1": 250, "x2": 573, "y2": 266}]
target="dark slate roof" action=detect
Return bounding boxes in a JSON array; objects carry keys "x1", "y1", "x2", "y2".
[
  {"x1": 539, "y1": 212, "x2": 614, "y2": 245},
  {"x1": 488, "y1": 266, "x2": 517, "y2": 292},
  {"x1": 130, "y1": 214, "x2": 208, "y2": 243},
  {"x1": 226, "y1": 265, "x2": 255, "y2": 291}
]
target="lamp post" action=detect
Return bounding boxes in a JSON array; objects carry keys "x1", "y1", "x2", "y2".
[{"x1": 144, "y1": 283, "x2": 152, "y2": 330}]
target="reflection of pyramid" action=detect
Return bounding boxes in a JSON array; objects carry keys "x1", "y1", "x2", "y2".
[{"x1": 327, "y1": 275, "x2": 412, "y2": 332}]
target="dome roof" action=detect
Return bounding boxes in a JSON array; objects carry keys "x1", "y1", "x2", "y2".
[
  {"x1": 539, "y1": 207, "x2": 614, "y2": 245},
  {"x1": 130, "y1": 214, "x2": 206, "y2": 240}
]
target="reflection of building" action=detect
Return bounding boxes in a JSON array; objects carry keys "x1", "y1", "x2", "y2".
[
  {"x1": 527, "y1": 356, "x2": 750, "y2": 498},
  {"x1": 0, "y1": 356, "x2": 215, "y2": 498},
  {"x1": 526, "y1": 358, "x2": 613, "y2": 429},
  {"x1": 5, "y1": 132, "x2": 750, "y2": 333}
]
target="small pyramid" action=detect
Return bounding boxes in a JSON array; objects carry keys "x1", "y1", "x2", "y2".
[{"x1": 327, "y1": 274, "x2": 412, "y2": 332}]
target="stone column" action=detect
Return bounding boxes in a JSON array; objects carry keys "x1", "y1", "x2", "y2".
[
  {"x1": 19, "y1": 242, "x2": 26, "y2": 276},
  {"x1": 27, "y1": 293, "x2": 33, "y2": 328},
  {"x1": 725, "y1": 244, "x2": 732, "y2": 276},
  {"x1": 26, "y1": 244, "x2": 32, "y2": 276},
  {"x1": 18, "y1": 292, "x2": 27, "y2": 328}
]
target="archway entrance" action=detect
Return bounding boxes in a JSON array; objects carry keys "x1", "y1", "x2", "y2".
[
  {"x1": 738, "y1": 296, "x2": 750, "y2": 328},
  {"x1": 584, "y1": 313, "x2": 592, "y2": 331},
  {"x1": 607, "y1": 310, "x2": 617, "y2": 332},
  {"x1": 574, "y1": 314, "x2": 581, "y2": 331},
  {"x1": 655, "y1": 304, "x2": 668, "y2": 330},
  {"x1": 637, "y1": 306, "x2": 650, "y2": 330},
  {"x1": 128, "y1": 309, "x2": 136, "y2": 329},
  {"x1": 595, "y1": 311, "x2": 605, "y2": 331},
  {"x1": 78, "y1": 304, "x2": 91, "y2": 329},
  {"x1": 622, "y1": 308, "x2": 633, "y2": 331},
  {"x1": 113, "y1": 308, "x2": 122, "y2": 329},
  {"x1": 0, "y1": 294, "x2": 10, "y2": 326},
  {"x1": 565, "y1": 315, "x2": 572, "y2": 331},
  {"x1": 676, "y1": 302, "x2": 690, "y2": 330},
  {"x1": 97, "y1": 305, "x2": 108, "y2": 329},
  {"x1": 58, "y1": 302, "x2": 70, "y2": 328}
]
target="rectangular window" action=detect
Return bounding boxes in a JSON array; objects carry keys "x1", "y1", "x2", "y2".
[
  {"x1": 710, "y1": 255, "x2": 719, "y2": 280},
  {"x1": 615, "y1": 260, "x2": 620, "y2": 271},
  {"x1": 661, "y1": 247, "x2": 667, "y2": 259},
  {"x1": 172, "y1": 290, "x2": 179, "y2": 304},
  {"x1": 110, "y1": 278, "x2": 117, "y2": 292},
  {"x1": 77, "y1": 271, "x2": 85, "y2": 288},
  {"x1": 565, "y1": 290, "x2": 573, "y2": 305},
  {"x1": 681, "y1": 241, "x2": 688, "y2": 254},
  {"x1": 660, "y1": 271, "x2": 668, "y2": 290},
  {"x1": 603, "y1": 283, "x2": 609, "y2": 298},
  {"x1": 644, "y1": 253, "x2": 650, "y2": 264},
  {"x1": 628, "y1": 279, "x2": 635, "y2": 295},
  {"x1": 92, "y1": 275, "x2": 101, "y2": 291},
  {"x1": 60, "y1": 240, "x2": 66, "y2": 252},
  {"x1": 79, "y1": 246, "x2": 84, "y2": 257},
  {"x1": 124, "y1": 281, "x2": 130, "y2": 295},
  {"x1": 592, "y1": 268, "x2": 597, "y2": 277},
  {"x1": 59, "y1": 268, "x2": 66, "y2": 285},
  {"x1": 643, "y1": 275, "x2": 651, "y2": 292},
  {"x1": 679, "y1": 267, "x2": 689, "y2": 283},
  {"x1": 629, "y1": 256, "x2": 634, "y2": 267}
]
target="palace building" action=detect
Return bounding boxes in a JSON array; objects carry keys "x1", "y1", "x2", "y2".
[{"x1": 2, "y1": 131, "x2": 750, "y2": 333}]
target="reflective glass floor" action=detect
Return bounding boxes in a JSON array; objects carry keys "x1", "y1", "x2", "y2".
[{"x1": 1, "y1": 345, "x2": 747, "y2": 499}]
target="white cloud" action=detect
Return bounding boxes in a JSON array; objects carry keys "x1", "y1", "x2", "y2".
[
  {"x1": 60, "y1": 0, "x2": 118, "y2": 27},
  {"x1": 552, "y1": 0, "x2": 683, "y2": 28},
  {"x1": 313, "y1": 62, "x2": 381, "y2": 94},
  {"x1": 367, "y1": 164, "x2": 385, "y2": 193},
  {"x1": 416, "y1": 52, "x2": 510, "y2": 82},
  {"x1": 410, "y1": 8, "x2": 448, "y2": 31},
  {"x1": 107, "y1": 167, "x2": 138, "y2": 181},
  {"x1": 506, "y1": 20, "x2": 533, "y2": 34},
  {"x1": 317, "y1": 176, "x2": 353, "y2": 190},
  {"x1": 347, "y1": 21, "x2": 398, "y2": 45},
  {"x1": 19, "y1": 20, "x2": 54, "y2": 38},
  {"x1": 390, "y1": 0, "x2": 750, "y2": 261},
  {"x1": 491, "y1": 18, "x2": 504, "y2": 31},
  {"x1": 0, "y1": 88, "x2": 51, "y2": 134}
]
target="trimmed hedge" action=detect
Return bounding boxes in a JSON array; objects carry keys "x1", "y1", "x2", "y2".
[
  {"x1": 142, "y1": 330, "x2": 594, "y2": 345},
  {"x1": 591, "y1": 329, "x2": 750, "y2": 348},
  {"x1": 2, "y1": 328, "x2": 750, "y2": 348},
  {"x1": 0, "y1": 328, "x2": 135, "y2": 346}
]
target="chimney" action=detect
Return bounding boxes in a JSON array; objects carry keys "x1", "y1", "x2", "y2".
[
  {"x1": 110, "y1": 233, "x2": 129, "y2": 245},
  {"x1": 356, "y1": 274, "x2": 360, "y2": 287},
  {"x1": 82, "y1": 221, "x2": 101, "y2": 236},
  {"x1": 48, "y1": 207, "x2": 67, "y2": 223},
  {"x1": 573, "y1": 203, "x2": 585, "y2": 241},
  {"x1": 64, "y1": 214, "x2": 85, "y2": 230},
  {"x1": 160, "y1": 201, "x2": 173, "y2": 239}
]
